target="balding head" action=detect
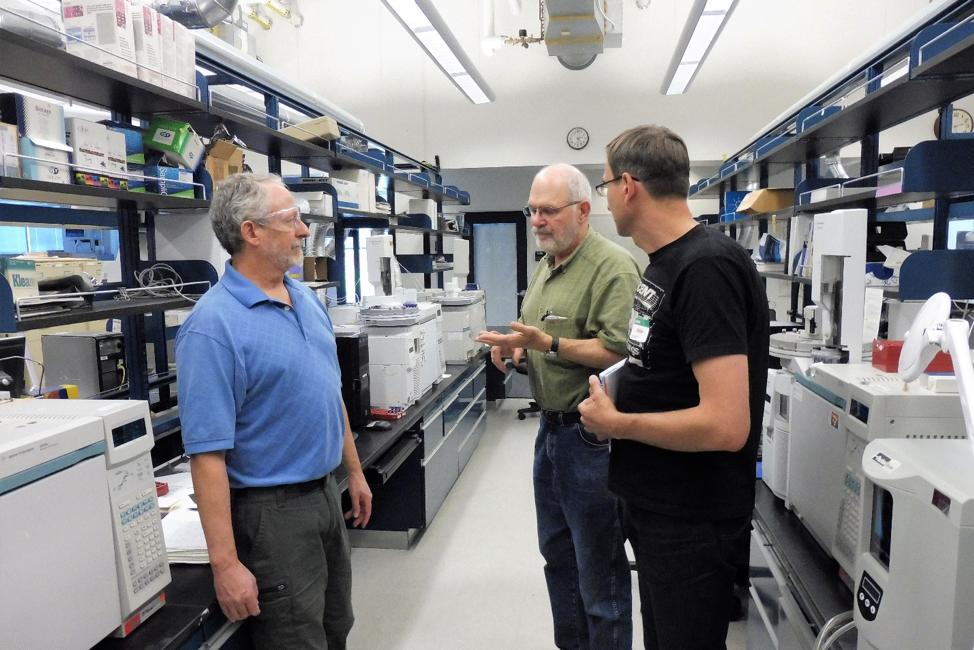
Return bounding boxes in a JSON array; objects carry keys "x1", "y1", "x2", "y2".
[{"x1": 534, "y1": 163, "x2": 592, "y2": 204}]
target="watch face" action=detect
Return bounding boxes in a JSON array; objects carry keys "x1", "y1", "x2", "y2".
[{"x1": 567, "y1": 127, "x2": 589, "y2": 150}]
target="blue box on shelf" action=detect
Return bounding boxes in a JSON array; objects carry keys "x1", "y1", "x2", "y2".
[
  {"x1": 367, "y1": 148, "x2": 390, "y2": 171},
  {"x1": 755, "y1": 135, "x2": 789, "y2": 159},
  {"x1": 144, "y1": 166, "x2": 194, "y2": 197},
  {"x1": 409, "y1": 172, "x2": 431, "y2": 187},
  {"x1": 723, "y1": 190, "x2": 749, "y2": 215},
  {"x1": 797, "y1": 105, "x2": 841, "y2": 133}
]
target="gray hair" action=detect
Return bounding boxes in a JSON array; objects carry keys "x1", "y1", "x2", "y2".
[
  {"x1": 535, "y1": 163, "x2": 592, "y2": 204},
  {"x1": 210, "y1": 173, "x2": 287, "y2": 255}
]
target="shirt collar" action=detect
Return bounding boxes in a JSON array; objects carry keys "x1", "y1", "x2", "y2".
[
  {"x1": 545, "y1": 227, "x2": 595, "y2": 272},
  {"x1": 221, "y1": 260, "x2": 300, "y2": 309}
]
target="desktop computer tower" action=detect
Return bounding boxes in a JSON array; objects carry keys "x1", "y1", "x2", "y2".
[
  {"x1": 335, "y1": 333, "x2": 370, "y2": 428},
  {"x1": 41, "y1": 331, "x2": 125, "y2": 398}
]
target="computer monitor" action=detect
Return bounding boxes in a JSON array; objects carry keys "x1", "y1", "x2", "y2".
[{"x1": 0, "y1": 335, "x2": 27, "y2": 398}]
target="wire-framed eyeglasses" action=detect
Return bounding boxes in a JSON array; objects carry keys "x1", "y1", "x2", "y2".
[
  {"x1": 522, "y1": 201, "x2": 582, "y2": 219},
  {"x1": 595, "y1": 174, "x2": 640, "y2": 198}
]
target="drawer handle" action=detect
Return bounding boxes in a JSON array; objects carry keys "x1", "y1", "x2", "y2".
[{"x1": 366, "y1": 435, "x2": 420, "y2": 484}]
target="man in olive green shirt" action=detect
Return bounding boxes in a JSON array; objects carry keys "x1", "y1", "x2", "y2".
[{"x1": 477, "y1": 163, "x2": 640, "y2": 650}]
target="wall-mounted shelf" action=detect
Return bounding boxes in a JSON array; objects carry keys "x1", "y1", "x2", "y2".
[
  {"x1": 692, "y1": 20, "x2": 974, "y2": 199},
  {"x1": 0, "y1": 176, "x2": 209, "y2": 212},
  {"x1": 0, "y1": 27, "x2": 206, "y2": 118},
  {"x1": 1, "y1": 295, "x2": 196, "y2": 333}
]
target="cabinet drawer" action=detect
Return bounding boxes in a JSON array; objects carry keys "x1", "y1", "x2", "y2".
[
  {"x1": 422, "y1": 426, "x2": 460, "y2": 526},
  {"x1": 472, "y1": 366, "x2": 486, "y2": 396},
  {"x1": 458, "y1": 409, "x2": 487, "y2": 472},
  {"x1": 421, "y1": 406, "x2": 446, "y2": 460}
]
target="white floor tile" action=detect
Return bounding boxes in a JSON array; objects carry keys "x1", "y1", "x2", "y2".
[{"x1": 348, "y1": 399, "x2": 748, "y2": 650}]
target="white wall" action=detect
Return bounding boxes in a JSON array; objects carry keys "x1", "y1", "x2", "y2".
[{"x1": 250, "y1": 0, "x2": 936, "y2": 169}]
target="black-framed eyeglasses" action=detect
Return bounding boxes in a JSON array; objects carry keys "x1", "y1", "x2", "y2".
[
  {"x1": 595, "y1": 174, "x2": 640, "y2": 198},
  {"x1": 522, "y1": 201, "x2": 582, "y2": 219}
]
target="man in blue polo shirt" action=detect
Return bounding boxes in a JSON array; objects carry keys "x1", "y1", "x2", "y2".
[{"x1": 176, "y1": 173, "x2": 372, "y2": 650}]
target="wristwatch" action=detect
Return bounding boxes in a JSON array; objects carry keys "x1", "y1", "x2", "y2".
[{"x1": 546, "y1": 336, "x2": 560, "y2": 357}]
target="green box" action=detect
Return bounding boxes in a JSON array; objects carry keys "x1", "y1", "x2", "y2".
[
  {"x1": 0, "y1": 258, "x2": 38, "y2": 300},
  {"x1": 143, "y1": 118, "x2": 204, "y2": 171}
]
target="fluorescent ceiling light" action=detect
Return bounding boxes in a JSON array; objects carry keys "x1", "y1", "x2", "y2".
[
  {"x1": 382, "y1": 0, "x2": 495, "y2": 105},
  {"x1": 661, "y1": 0, "x2": 738, "y2": 96}
]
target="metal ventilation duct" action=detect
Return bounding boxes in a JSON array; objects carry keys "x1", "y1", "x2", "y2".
[
  {"x1": 544, "y1": 0, "x2": 622, "y2": 70},
  {"x1": 153, "y1": 0, "x2": 238, "y2": 29}
]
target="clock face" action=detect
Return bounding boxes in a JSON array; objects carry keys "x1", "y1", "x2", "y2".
[
  {"x1": 567, "y1": 127, "x2": 589, "y2": 150},
  {"x1": 952, "y1": 109, "x2": 974, "y2": 133},
  {"x1": 934, "y1": 108, "x2": 974, "y2": 136}
]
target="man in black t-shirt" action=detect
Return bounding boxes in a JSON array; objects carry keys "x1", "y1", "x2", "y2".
[{"x1": 579, "y1": 125, "x2": 770, "y2": 650}]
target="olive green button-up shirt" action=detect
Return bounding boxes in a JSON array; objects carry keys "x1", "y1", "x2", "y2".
[{"x1": 521, "y1": 228, "x2": 641, "y2": 412}]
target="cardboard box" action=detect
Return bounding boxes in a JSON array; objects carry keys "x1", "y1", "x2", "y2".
[
  {"x1": 104, "y1": 128, "x2": 128, "y2": 184},
  {"x1": 303, "y1": 258, "x2": 328, "y2": 281},
  {"x1": 143, "y1": 117, "x2": 204, "y2": 170},
  {"x1": 0, "y1": 122, "x2": 20, "y2": 177},
  {"x1": 65, "y1": 118, "x2": 108, "y2": 185},
  {"x1": 131, "y1": 4, "x2": 163, "y2": 86},
  {"x1": 159, "y1": 13, "x2": 177, "y2": 94},
  {"x1": 281, "y1": 115, "x2": 340, "y2": 143},
  {"x1": 0, "y1": 94, "x2": 71, "y2": 183},
  {"x1": 329, "y1": 169, "x2": 375, "y2": 212},
  {"x1": 204, "y1": 141, "x2": 243, "y2": 184},
  {"x1": 737, "y1": 188, "x2": 795, "y2": 216},
  {"x1": 143, "y1": 165, "x2": 193, "y2": 197},
  {"x1": 0, "y1": 258, "x2": 38, "y2": 301},
  {"x1": 62, "y1": 0, "x2": 138, "y2": 78},
  {"x1": 408, "y1": 198, "x2": 437, "y2": 221},
  {"x1": 173, "y1": 21, "x2": 196, "y2": 99}
]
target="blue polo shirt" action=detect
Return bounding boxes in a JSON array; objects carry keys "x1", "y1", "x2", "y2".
[{"x1": 175, "y1": 262, "x2": 345, "y2": 488}]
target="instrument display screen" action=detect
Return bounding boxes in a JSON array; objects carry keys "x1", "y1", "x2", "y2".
[{"x1": 870, "y1": 486, "x2": 894, "y2": 570}]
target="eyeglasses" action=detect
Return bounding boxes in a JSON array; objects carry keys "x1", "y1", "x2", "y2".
[
  {"x1": 522, "y1": 201, "x2": 582, "y2": 219},
  {"x1": 253, "y1": 206, "x2": 303, "y2": 232},
  {"x1": 595, "y1": 174, "x2": 640, "y2": 198}
]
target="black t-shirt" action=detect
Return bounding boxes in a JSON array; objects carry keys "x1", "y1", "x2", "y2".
[{"x1": 609, "y1": 225, "x2": 770, "y2": 521}]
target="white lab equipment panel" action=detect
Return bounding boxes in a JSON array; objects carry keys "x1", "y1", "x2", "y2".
[
  {"x1": 4, "y1": 399, "x2": 171, "y2": 634},
  {"x1": 0, "y1": 417, "x2": 121, "y2": 650},
  {"x1": 856, "y1": 439, "x2": 974, "y2": 650}
]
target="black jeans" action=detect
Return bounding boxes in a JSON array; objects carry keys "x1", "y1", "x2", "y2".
[
  {"x1": 230, "y1": 474, "x2": 353, "y2": 650},
  {"x1": 622, "y1": 500, "x2": 751, "y2": 650}
]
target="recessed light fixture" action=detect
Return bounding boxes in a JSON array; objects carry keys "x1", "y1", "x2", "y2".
[
  {"x1": 661, "y1": 0, "x2": 738, "y2": 95},
  {"x1": 381, "y1": 0, "x2": 495, "y2": 105}
]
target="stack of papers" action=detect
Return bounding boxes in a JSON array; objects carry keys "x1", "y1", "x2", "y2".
[
  {"x1": 161, "y1": 507, "x2": 210, "y2": 564},
  {"x1": 157, "y1": 472, "x2": 196, "y2": 512}
]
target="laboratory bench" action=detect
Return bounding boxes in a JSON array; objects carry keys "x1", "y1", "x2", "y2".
[
  {"x1": 750, "y1": 480, "x2": 858, "y2": 649},
  {"x1": 93, "y1": 354, "x2": 488, "y2": 650}
]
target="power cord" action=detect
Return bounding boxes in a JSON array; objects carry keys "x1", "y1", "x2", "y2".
[
  {"x1": 135, "y1": 263, "x2": 199, "y2": 303},
  {"x1": 0, "y1": 355, "x2": 45, "y2": 397}
]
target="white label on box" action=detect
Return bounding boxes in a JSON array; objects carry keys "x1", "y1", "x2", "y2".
[{"x1": 151, "y1": 128, "x2": 175, "y2": 146}]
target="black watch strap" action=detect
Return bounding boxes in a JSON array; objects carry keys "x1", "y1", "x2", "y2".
[{"x1": 548, "y1": 336, "x2": 560, "y2": 356}]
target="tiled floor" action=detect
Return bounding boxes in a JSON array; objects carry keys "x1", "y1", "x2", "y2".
[{"x1": 348, "y1": 399, "x2": 749, "y2": 649}]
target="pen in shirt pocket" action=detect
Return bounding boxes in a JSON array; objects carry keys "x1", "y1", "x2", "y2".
[{"x1": 541, "y1": 310, "x2": 568, "y2": 321}]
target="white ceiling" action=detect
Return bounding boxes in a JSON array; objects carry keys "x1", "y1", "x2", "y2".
[{"x1": 250, "y1": 0, "x2": 941, "y2": 169}]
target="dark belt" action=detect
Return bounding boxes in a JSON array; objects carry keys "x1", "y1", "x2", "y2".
[
  {"x1": 231, "y1": 473, "x2": 330, "y2": 497},
  {"x1": 541, "y1": 409, "x2": 583, "y2": 426}
]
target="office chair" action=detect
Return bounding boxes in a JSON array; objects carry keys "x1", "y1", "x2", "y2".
[{"x1": 507, "y1": 359, "x2": 541, "y2": 420}]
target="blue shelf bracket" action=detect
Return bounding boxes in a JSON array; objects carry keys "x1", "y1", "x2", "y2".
[{"x1": 899, "y1": 249, "x2": 974, "y2": 300}]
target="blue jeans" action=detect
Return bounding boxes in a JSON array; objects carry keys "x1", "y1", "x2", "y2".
[
  {"x1": 535, "y1": 418, "x2": 633, "y2": 650},
  {"x1": 622, "y1": 500, "x2": 751, "y2": 650}
]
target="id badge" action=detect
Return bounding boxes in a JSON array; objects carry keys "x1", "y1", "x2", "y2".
[{"x1": 630, "y1": 316, "x2": 651, "y2": 343}]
